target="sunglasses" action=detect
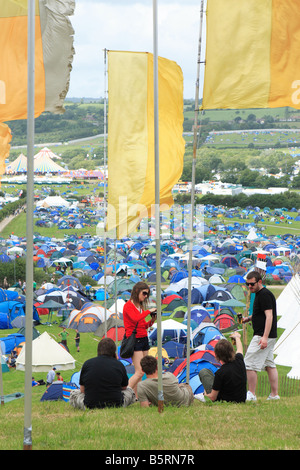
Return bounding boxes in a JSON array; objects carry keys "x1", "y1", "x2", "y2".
[
  {"x1": 246, "y1": 282, "x2": 257, "y2": 287},
  {"x1": 141, "y1": 291, "x2": 150, "y2": 297}
]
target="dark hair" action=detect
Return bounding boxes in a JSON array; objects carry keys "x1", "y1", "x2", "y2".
[
  {"x1": 97, "y1": 337, "x2": 116, "y2": 358},
  {"x1": 130, "y1": 281, "x2": 150, "y2": 310},
  {"x1": 245, "y1": 271, "x2": 262, "y2": 282},
  {"x1": 214, "y1": 339, "x2": 235, "y2": 363},
  {"x1": 140, "y1": 355, "x2": 158, "y2": 375}
]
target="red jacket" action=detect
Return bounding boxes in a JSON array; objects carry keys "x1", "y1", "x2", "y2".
[{"x1": 123, "y1": 301, "x2": 154, "y2": 338}]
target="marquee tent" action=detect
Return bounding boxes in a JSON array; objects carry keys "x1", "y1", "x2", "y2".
[
  {"x1": 6, "y1": 153, "x2": 27, "y2": 173},
  {"x1": 16, "y1": 331, "x2": 76, "y2": 372},
  {"x1": 34, "y1": 147, "x2": 61, "y2": 160},
  {"x1": 34, "y1": 147, "x2": 65, "y2": 173}
]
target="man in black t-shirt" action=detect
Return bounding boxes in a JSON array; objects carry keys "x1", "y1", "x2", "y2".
[
  {"x1": 243, "y1": 271, "x2": 279, "y2": 401},
  {"x1": 199, "y1": 331, "x2": 247, "y2": 403},
  {"x1": 70, "y1": 338, "x2": 137, "y2": 410}
]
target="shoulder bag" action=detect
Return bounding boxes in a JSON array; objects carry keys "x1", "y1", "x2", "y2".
[{"x1": 120, "y1": 323, "x2": 138, "y2": 359}]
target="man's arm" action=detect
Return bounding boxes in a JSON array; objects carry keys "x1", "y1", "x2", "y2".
[
  {"x1": 204, "y1": 389, "x2": 219, "y2": 402},
  {"x1": 230, "y1": 331, "x2": 243, "y2": 355},
  {"x1": 139, "y1": 400, "x2": 151, "y2": 408},
  {"x1": 259, "y1": 309, "x2": 273, "y2": 349}
]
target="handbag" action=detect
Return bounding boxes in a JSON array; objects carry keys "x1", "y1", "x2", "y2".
[{"x1": 120, "y1": 323, "x2": 138, "y2": 359}]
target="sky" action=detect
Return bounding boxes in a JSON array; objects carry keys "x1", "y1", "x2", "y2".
[{"x1": 67, "y1": 0, "x2": 206, "y2": 100}]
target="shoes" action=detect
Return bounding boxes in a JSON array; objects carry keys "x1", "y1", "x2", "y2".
[
  {"x1": 267, "y1": 394, "x2": 280, "y2": 400},
  {"x1": 246, "y1": 391, "x2": 257, "y2": 401},
  {"x1": 194, "y1": 393, "x2": 205, "y2": 402}
]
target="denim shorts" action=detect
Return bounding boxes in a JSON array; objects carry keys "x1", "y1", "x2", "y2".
[{"x1": 134, "y1": 336, "x2": 150, "y2": 352}]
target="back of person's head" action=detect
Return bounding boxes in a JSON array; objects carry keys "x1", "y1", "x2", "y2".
[
  {"x1": 214, "y1": 339, "x2": 235, "y2": 364},
  {"x1": 97, "y1": 337, "x2": 116, "y2": 358},
  {"x1": 140, "y1": 355, "x2": 158, "y2": 375}
]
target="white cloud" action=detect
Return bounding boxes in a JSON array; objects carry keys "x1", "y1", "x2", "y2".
[{"x1": 67, "y1": 1, "x2": 205, "y2": 99}]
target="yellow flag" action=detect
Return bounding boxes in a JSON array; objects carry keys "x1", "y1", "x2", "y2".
[
  {"x1": 107, "y1": 51, "x2": 185, "y2": 239},
  {"x1": 0, "y1": 0, "x2": 75, "y2": 122},
  {"x1": 202, "y1": 0, "x2": 300, "y2": 110}
]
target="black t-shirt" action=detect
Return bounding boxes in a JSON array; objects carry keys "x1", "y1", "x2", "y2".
[
  {"x1": 212, "y1": 353, "x2": 247, "y2": 403},
  {"x1": 252, "y1": 287, "x2": 277, "y2": 338},
  {"x1": 79, "y1": 355, "x2": 128, "y2": 409}
]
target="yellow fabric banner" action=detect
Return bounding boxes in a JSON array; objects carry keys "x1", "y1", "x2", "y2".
[
  {"x1": 107, "y1": 51, "x2": 185, "y2": 239},
  {"x1": 202, "y1": 0, "x2": 300, "y2": 110},
  {"x1": 0, "y1": 0, "x2": 75, "y2": 122},
  {"x1": 0, "y1": 123, "x2": 12, "y2": 176}
]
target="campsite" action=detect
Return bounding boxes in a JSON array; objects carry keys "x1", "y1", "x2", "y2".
[
  {"x1": 1, "y1": 0, "x2": 300, "y2": 453},
  {"x1": 0, "y1": 190, "x2": 300, "y2": 450}
]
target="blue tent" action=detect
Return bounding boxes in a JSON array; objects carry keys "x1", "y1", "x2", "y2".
[
  {"x1": 184, "y1": 306, "x2": 211, "y2": 326},
  {"x1": 163, "y1": 340, "x2": 186, "y2": 358},
  {"x1": 176, "y1": 359, "x2": 219, "y2": 394},
  {"x1": 0, "y1": 301, "x2": 40, "y2": 329},
  {"x1": 40, "y1": 383, "x2": 63, "y2": 401},
  {"x1": 0, "y1": 333, "x2": 25, "y2": 354},
  {"x1": 192, "y1": 325, "x2": 223, "y2": 348}
]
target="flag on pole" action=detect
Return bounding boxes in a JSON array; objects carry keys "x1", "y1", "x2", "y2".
[
  {"x1": 0, "y1": 0, "x2": 75, "y2": 122},
  {"x1": 107, "y1": 51, "x2": 185, "y2": 239},
  {"x1": 202, "y1": 0, "x2": 300, "y2": 110}
]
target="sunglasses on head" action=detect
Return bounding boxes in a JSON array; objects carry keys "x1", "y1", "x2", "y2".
[
  {"x1": 246, "y1": 281, "x2": 257, "y2": 287},
  {"x1": 141, "y1": 291, "x2": 149, "y2": 297}
]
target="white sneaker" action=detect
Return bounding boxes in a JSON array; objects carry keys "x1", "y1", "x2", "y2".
[
  {"x1": 246, "y1": 391, "x2": 257, "y2": 401},
  {"x1": 267, "y1": 394, "x2": 280, "y2": 400},
  {"x1": 194, "y1": 393, "x2": 205, "y2": 402}
]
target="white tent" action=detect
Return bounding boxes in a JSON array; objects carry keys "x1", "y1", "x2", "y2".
[
  {"x1": 276, "y1": 274, "x2": 300, "y2": 330},
  {"x1": 165, "y1": 276, "x2": 209, "y2": 293},
  {"x1": 274, "y1": 274, "x2": 300, "y2": 379},
  {"x1": 16, "y1": 332, "x2": 76, "y2": 372},
  {"x1": 148, "y1": 319, "x2": 189, "y2": 343},
  {"x1": 36, "y1": 196, "x2": 70, "y2": 208}
]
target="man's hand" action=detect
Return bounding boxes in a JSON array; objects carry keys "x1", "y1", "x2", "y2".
[{"x1": 259, "y1": 336, "x2": 268, "y2": 349}]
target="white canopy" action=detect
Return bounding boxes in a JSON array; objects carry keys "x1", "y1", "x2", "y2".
[
  {"x1": 16, "y1": 332, "x2": 76, "y2": 372},
  {"x1": 36, "y1": 196, "x2": 70, "y2": 208}
]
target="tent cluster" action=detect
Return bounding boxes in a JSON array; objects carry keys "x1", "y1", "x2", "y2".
[{"x1": 1, "y1": 198, "x2": 300, "y2": 399}]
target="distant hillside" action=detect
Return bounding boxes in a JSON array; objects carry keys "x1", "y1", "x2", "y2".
[{"x1": 6, "y1": 98, "x2": 300, "y2": 148}]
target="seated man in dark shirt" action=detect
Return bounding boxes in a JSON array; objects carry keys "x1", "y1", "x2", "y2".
[
  {"x1": 198, "y1": 332, "x2": 247, "y2": 403},
  {"x1": 70, "y1": 337, "x2": 137, "y2": 410}
]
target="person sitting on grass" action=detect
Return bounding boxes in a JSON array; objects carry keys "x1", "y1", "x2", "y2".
[
  {"x1": 69, "y1": 337, "x2": 138, "y2": 410},
  {"x1": 198, "y1": 332, "x2": 247, "y2": 403},
  {"x1": 137, "y1": 355, "x2": 194, "y2": 408}
]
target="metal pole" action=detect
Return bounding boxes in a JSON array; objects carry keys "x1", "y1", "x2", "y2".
[
  {"x1": 153, "y1": 0, "x2": 163, "y2": 413},
  {"x1": 186, "y1": 0, "x2": 204, "y2": 384},
  {"x1": 103, "y1": 48, "x2": 108, "y2": 336},
  {"x1": 23, "y1": 0, "x2": 35, "y2": 450},
  {"x1": 0, "y1": 344, "x2": 4, "y2": 406}
]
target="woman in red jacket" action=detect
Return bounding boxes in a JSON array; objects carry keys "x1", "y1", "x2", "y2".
[{"x1": 123, "y1": 282, "x2": 157, "y2": 394}]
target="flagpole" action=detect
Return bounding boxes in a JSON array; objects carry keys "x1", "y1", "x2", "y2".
[
  {"x1": 186, "y1": 0, "x2": 204, "y2": 384},
  {"x1": 23, "y1": 0, "x2": 35, "y2": 450},
  {"x1": 103, "y1": 48, "x2": 108, "y2": 337},
  {"x1": 153, "y1": 0, "x2": 164, "y2": 413}
]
